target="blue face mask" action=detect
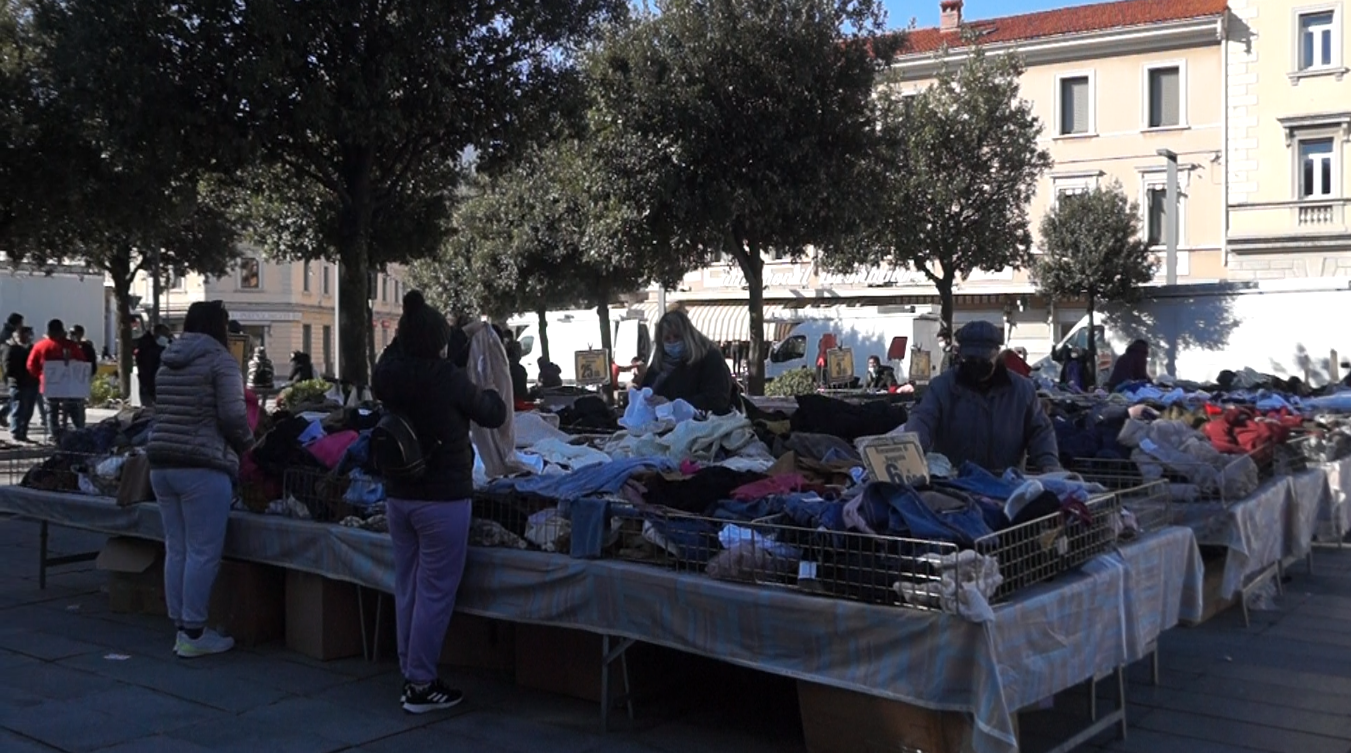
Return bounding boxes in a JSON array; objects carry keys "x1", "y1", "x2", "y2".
[{"x1": 663, "y1": 341, "x2": 687, "y2": 361}]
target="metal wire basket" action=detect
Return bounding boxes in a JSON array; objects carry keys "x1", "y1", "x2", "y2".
[
  {"x1": 1113, "y1": 480, "x2": 1173, "y2": 533},
  {"x1": 12, "y1": 450, "x2": 123, "y2": 495},
  {"x1": 281, "y1": 467, "x2": 383, "y2": 523}
]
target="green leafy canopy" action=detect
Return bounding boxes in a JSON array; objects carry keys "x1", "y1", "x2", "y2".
[{"x1": 1033, "y1": 182, "x2": 1158, "y2": 305}]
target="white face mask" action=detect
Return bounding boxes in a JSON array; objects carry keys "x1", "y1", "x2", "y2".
[{"x1": 156, "y1": 336, "x2": 170, "y2": 348}]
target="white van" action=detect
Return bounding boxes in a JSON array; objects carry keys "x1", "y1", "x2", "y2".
[
  {"x1": 765, "y1": 305, "x2": 945, "y2": 384},
  {"x1": 512, "y1": 308, "x2": 651, "y2": 385},
  {"x1": 1033, "y1": 279, "x2": 1351, "y2": 388}
]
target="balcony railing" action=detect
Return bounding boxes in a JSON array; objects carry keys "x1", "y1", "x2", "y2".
[{"x1": 1229, "y1": 198, "x2": 1351, "y2": 240}]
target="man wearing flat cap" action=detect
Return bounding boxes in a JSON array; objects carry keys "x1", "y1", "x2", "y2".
[{"x1": 897, "y1": 320, "x2": 1059, "y2": 473}]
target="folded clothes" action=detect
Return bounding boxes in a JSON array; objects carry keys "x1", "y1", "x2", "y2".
[{"x1": 491, "y1": 457, "x2": 676, "y2": 500}]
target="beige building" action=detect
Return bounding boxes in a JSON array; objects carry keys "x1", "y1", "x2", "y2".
[
  {"x1": 132, "y1": 253, "x2": 408, "y2": 377},
  {"x1": 1225, "y1": 0, "x2": 1351, "y2": 275},
  {"x1": 664, "y1": 0, "x2": 1231, "y2": 358}
]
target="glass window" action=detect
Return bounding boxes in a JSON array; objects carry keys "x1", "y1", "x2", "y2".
[
  {"x1": 1147, "y1": 187, "x2": 1167, "y2": 247},
  {"x1": 381, "y1": 275, "x2": 389, "y2": 302},
  {"x1": 1300, "y1": 138, "x2": 1335, "y2": 198},
  {"x1": 302, "y1": 324, "x2": 312, "y2": 356},
  {"x1": 322, "y1": 324, "x2": 332, "y2": 375},
  {"x1": 519, "y1": 335, "x2": 536, "y2": 358},
  {"x1": 169, "y1": 272, "x2": 185, "y2": 290},
  {"x1": 770, "y1": 335, "x2": 808, "y2": 363},
  {"x1": 303, "y1": 261, "x2": 311, "y2": 293},
  {"x1": 239, "y1": 258, "x2": 260, "y2": 289},
  {"x1": 1059, "y1": 76, "x2": 1090, "y2": 135},
  {"x1": 322, "y1": 265, "x2": 331, "y2": 296},
  {"x1": 1300, "y1": 12, "x2": 1335, "y2": 70},
  {"x1": 1147, "y1": 66, "x2": 1181, "y2": 128}
]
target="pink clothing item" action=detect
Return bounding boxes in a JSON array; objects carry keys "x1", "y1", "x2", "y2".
[
  {"x1": 679, "y1": 459, "x2": 703, "y2": 476},
  {"x1": 245, "y1": 389, "x2": 261, "y2": 432},
  {"x1": 731, "y1": 473, "x2": 809, "y2": 501},
  {"x1": 307, "y1": 430, "x2": 359, "y2": 469}
]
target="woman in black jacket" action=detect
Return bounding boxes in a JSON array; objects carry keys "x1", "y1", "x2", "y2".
[
  {"x1": 639, "y1": 309, "x2": 734, "y2": 414},
  {"x1": 371, "y1": 291, "x2": 506, "y2": 714}
]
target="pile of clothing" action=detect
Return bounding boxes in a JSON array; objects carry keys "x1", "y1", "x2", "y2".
[{"x1": 20, "y1": 409, "x2": 154, "y2": 495}]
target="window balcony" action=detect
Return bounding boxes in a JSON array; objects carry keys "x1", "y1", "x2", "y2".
[{"x1": 1228, "y1": 199, "x2": 1351, "y2": 254}]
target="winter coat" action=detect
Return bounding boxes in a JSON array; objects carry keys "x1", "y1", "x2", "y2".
[
  {"x1": 4, "y1": 342, "x2": 37, "y2": 390},
  {"x1": 903, "y1": 365, "x2": 1060, "y2": 473},
  {"x1": 134, "y1": 333, "x2": 165, "y2": 388},
  {"x1": 640, "y1": 348, "x2": 735, "y2": 414},
  {"x1": 372, "y1": 340, "x2": 507, "y2": 501},
  {"x1": 865, "y1": 365, "x2": 899, "y2": 391},
  {"x1": 146, "y1": 333, "x2": 255, "y2": 477},
  {"x1": 465, "y1": 323, "x2": 519, "y2": 479}
]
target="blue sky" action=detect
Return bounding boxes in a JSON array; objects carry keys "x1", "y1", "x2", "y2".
[{"x1": 887, "y1": 0, "x2": 1105, "y2": 29}]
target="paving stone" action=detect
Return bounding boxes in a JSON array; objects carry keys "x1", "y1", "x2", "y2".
[
  {"x1": 432, "y1": 711, "x2": 606, "y2": 753},
  {"x1": 90, "y1": 735, "x2": 213, "y2": 753},
  {"x1": 163, "y1": 717, "x2": 347, "y2": 753},
  {"x1": 0, "y1": 697, "x2": 156, "y2": 753},
  {"x1": 1098, "y1": 727, "x2": 1269, "y2": 753},
  {"x1": 0, "y1": 728, "x2": 64, "y2": 753},
  {"x1": 210, "y1": 653, "x2": 358, "y2": 696},
  {"x1": 1180, "y1": 674, "x2": 1351, "y2": 716},
  {"x1": 237, "y1": 696, "x2": 415, "y2": 745},
  {"x1": 1136, "y1": 708, "x2": 1349, "y2": 753},
  {"x1": 0, "y1": 661, "x2": 120, "y2": 701},
  {"x1": 356, "y1": 726, "x2": 511, "y2": 753},
  {"x1": 80, "y1": 685, "x2": 227, "y2": 735},
  {"x1": 1129, "y1": 685, "x2": 1351, "y2": 740}
]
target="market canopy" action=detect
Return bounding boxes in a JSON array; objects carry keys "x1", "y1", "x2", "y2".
[{"x1": 636, "y1": 302, "x2": 796, "y2": 343}]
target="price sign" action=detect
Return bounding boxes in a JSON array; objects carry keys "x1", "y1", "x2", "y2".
[
  {"x1": 826, "y1": 347, "x2": 854, "y2": 385},
  {"x1": 574, "y1": 349, "x2": 609, "y2": 386},
  {"x1": 861, "y1": 433, "x2": 929, "y2": 487},
  {"x1": 908, "y1": 349, "x2": 932, "y2": 383}
]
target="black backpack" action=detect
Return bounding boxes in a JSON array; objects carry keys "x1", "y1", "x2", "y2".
[{"x1": 370, "y1": 412, "x2": 438, "y2": 482}]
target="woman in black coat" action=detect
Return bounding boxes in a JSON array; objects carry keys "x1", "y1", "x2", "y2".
[{"x1": 639, "y1": 309, "x2": 734, "y2": 414}]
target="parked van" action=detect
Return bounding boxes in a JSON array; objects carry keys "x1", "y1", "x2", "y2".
[
  {"x1": 765, "y1": 305, "x2": 945, "y2": 384},
  {"x1": 511, "y1": 308, "x2": 651, "y2": 385},
  {"x1": 1033, "y1": 280, "x2": 1351, "y2": 388}
]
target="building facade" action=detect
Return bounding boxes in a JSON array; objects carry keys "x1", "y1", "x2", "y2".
[
  {"x1": 662, "y1": 0, "x2": 1233, "y2": 360},
  {"x1": 1225, "y1": 0, "x2": 1351, "y2": 276},
  {"x1": 132, "y1": 253, "x2": 408, "y2": 377}
]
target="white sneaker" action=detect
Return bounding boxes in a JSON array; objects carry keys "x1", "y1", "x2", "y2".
[
  {"x1": 175, "y1": 629, "x2": 235, "y2": 658},
  {"x1": 173, "y1": 631, "x2": 188, "y2": 654}
]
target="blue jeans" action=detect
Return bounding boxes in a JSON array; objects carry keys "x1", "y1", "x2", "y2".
[
  {"x1": 151, "y1": 468, "x2": 233, "y2": 630},
  {"x1": 45, "y1": 397, "x2": 86, "y2": 435},
  {"x1": 7, "y1": 384, "x2": 38, "y2": 439},
  {"x1": 862, "y1": 482, "x2": 994, "y2": 547}
]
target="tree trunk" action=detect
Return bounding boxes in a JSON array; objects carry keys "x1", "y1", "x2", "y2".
[
  {"x1": 335, "y1": 146, "x2": 376, "y2": 386},
  {"x1": 366, "y1": 299, "x2": 377, "y2": 372},
  {"x1": 596, "y1": 294, "x2": 614, "y2": 403},
  {"x1": 1086, "y1": 293, "x2": 1098, "y2": 389},
  {"x1": 743, "y1": 246, "x2": 766, "y2": 396},
  {"x1": 108, "y1": 257, "x2": 136, "y2": 400},
  {"x1": 536, "y1": 305, "x2": 551, "y2": 363},
  {"x1": 937, "y1": 275, "x2": 956, "y2": 337}
]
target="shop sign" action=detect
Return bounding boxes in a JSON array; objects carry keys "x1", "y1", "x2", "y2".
[
  {"x1": 230, "y1": 311, "x2": 303, "y2": 322},
  {"x1": 861, "y1": 433, "x2": 929, "y2": 487},
  {"x1": 825, "y1": 347, "x2": 854, "y2": 385},
  {"x1": 574, "y1": 349, "x2": 609, "y2": 386},
  {"x1": 818, "y1": 266, "x2": 923, "y2": 287},
  {"x1": 227, "y1": 334, "x2": 251, "y2": 374},
  {"x1": 705, "y1": 262, "x2": 812, "y2": 289}
]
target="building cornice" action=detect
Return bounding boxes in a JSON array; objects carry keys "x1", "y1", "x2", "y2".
[
  {"x1": 1277, "y1": 112, "x2": 1351, "y2": 145},
  {"x1": 886, "y1": 17, "x2": 1225, "y2": 79}
]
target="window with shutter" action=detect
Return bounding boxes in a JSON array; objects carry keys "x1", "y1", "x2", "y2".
[
  {"x1": 1299, "y1": 138, "x2": 1335, "y2": 198},
  {"x1": 1148, "y1": 67, "x2": 1180, "y2": 128},
  {"x1": 1299, "y1": 12, "x2": 1336, "y2": 71},
  {"x1": 1146, "y1": 189, "x2": 1166, "y2": 247},
  {"x1": 1059, "y1": 76, "x2": 1090, "y2": 135}
]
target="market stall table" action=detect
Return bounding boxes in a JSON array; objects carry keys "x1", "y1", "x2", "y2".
[{"x1": 0, "y1": 485, "x2": 1201, "y2": 753}]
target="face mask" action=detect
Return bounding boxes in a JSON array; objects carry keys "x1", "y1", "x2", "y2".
[
  {"x1": 958, "y1": 358, "x2": 996, "y2": 382},
  {"x1": 156, "y1": 337, "x2": 170, "y2": 348},
  {"x1": 663, "y1": 341, "x2": 687, "y2": 361}
]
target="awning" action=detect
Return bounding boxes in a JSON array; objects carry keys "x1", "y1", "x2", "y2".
[{"x1": 627, "y1": 302, "x2": 797, "y2": 342}]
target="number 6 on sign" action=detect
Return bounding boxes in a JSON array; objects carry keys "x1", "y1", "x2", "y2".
[{"x1": 862, "y1": 433, "x2": 929, "y2": 487}]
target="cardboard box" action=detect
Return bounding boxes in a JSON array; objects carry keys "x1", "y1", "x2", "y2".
[
  {"x1": 97, "y1": 538, "x2": 166, "y2": 617},
  {"x1": 440, "y1": 614, "x2": 516, "y2": 673},
  {"x1": 514, "y1": 624, "x2": 675, "y2": 704},
  {"x1": 285, "y1": 570, "x2": 365, "y2": 661},
  {"x1": 798, "y1": 680, "x2": 980, "y2": 753},
  {"x1": 208, "y1": 559, "x2": 286, "y2": 648},
  {"x1": 1182, "y1": 552, "x2": 1236, "y2": 627}
]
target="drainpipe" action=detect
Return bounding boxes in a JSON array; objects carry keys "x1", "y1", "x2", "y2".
[{"x1": 1220, "y1": 14, "x2": 1230, "y2": 268}]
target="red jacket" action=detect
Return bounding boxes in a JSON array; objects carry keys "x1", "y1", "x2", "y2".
[{"x1": 27, "y1": 336, "x2": 88, "y2": 391}]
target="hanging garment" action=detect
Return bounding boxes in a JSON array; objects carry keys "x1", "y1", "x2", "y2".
[{"x1": 465, "y1": 323, "x2": 521, "y2": 478}]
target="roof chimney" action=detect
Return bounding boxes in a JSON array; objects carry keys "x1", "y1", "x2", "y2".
[{"x1": 940, "y1": 0, "x2": 963, "y2": 32}]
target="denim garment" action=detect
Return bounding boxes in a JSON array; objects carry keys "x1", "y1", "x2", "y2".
[
  {"x1": 1000, "y1": 469, "x2": 1096, "y2": 503},
  {"x1": 7, "y1": 384, "x2": 38, "y2": 439},
  {"x1": 564, "y1": 497, "x2": 610, "y2": 559},
  {"x1": 491, "y1": 457, "x2": 675, "y2": 500},
  {"x1": 151, "y1": 467, "x2": 233, "y2": 628},
  {"x1": 863, "y1": 482, "x2": 994, "y2": 548},
  {"x1": 782, "y1": 494, "x2": 845, "y2": 531},
  {"x1": 936, "y1": 461, "x2": 1023, "y2": 501},
  {"x1": 652, "y1": 517, "x2": 722, "y2": 564},
  {"x1": 710, "y1": 497, "x2": 786, "y2": 522}
]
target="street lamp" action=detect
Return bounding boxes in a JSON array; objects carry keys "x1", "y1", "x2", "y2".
[{"x1": 1156, "y1": 148, "x2": 1179, "y2": 286}]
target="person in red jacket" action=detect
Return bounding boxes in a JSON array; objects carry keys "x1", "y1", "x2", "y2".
[{"x1": 27, "y1": 318, "x2": 90, "y2": 435}]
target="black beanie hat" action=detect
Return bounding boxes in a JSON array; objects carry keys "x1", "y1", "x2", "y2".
[{"x1": 398, "y1": 290, "x2": 449, "y2": 358}]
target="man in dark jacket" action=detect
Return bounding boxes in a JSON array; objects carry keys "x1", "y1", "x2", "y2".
[
  {"x1": 901, "y1": 320, "x2": 1059, "y2": 473},
  {"x1": 864, "y1": 355, "x2": 899, "y2": 391},
  {"x1": 135, "y1": 325, "x2": 172, "y2": 406},
  {"x1": 5, "y1": 327, "x2": 39, "y2": 441},
  {"x1": 289, "y1": 351, "x2": 316, "y2": 383}
]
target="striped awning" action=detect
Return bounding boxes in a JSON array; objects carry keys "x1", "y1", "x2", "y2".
[{"x1": 629, "y1": 302, "x2": 788, "y2": 343}]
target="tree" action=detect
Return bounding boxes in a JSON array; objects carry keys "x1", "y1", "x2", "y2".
[
  {"x1": 587, "y1": 0, "x2": 898, "y2": 395},
  {"x1": 833, "y1": 44, "x2": 1053, "y2": 336},
  {"x1": 414, "y1": 135, "x2": 686, "y2": 394},
  {"x1": 174, "y1": 0, "x2": 624, "y2": 386},
  {"x1": 1033, "y1": 183, "x2": 1157, "y2": 383},
  {"x1": 3, "y1": 1, "x2": 242, "y2": 396}
]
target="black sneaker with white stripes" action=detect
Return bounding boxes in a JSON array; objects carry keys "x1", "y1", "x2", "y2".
[{"x1": 402, "y1": 679, "x2": 463, "y2": 714}]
